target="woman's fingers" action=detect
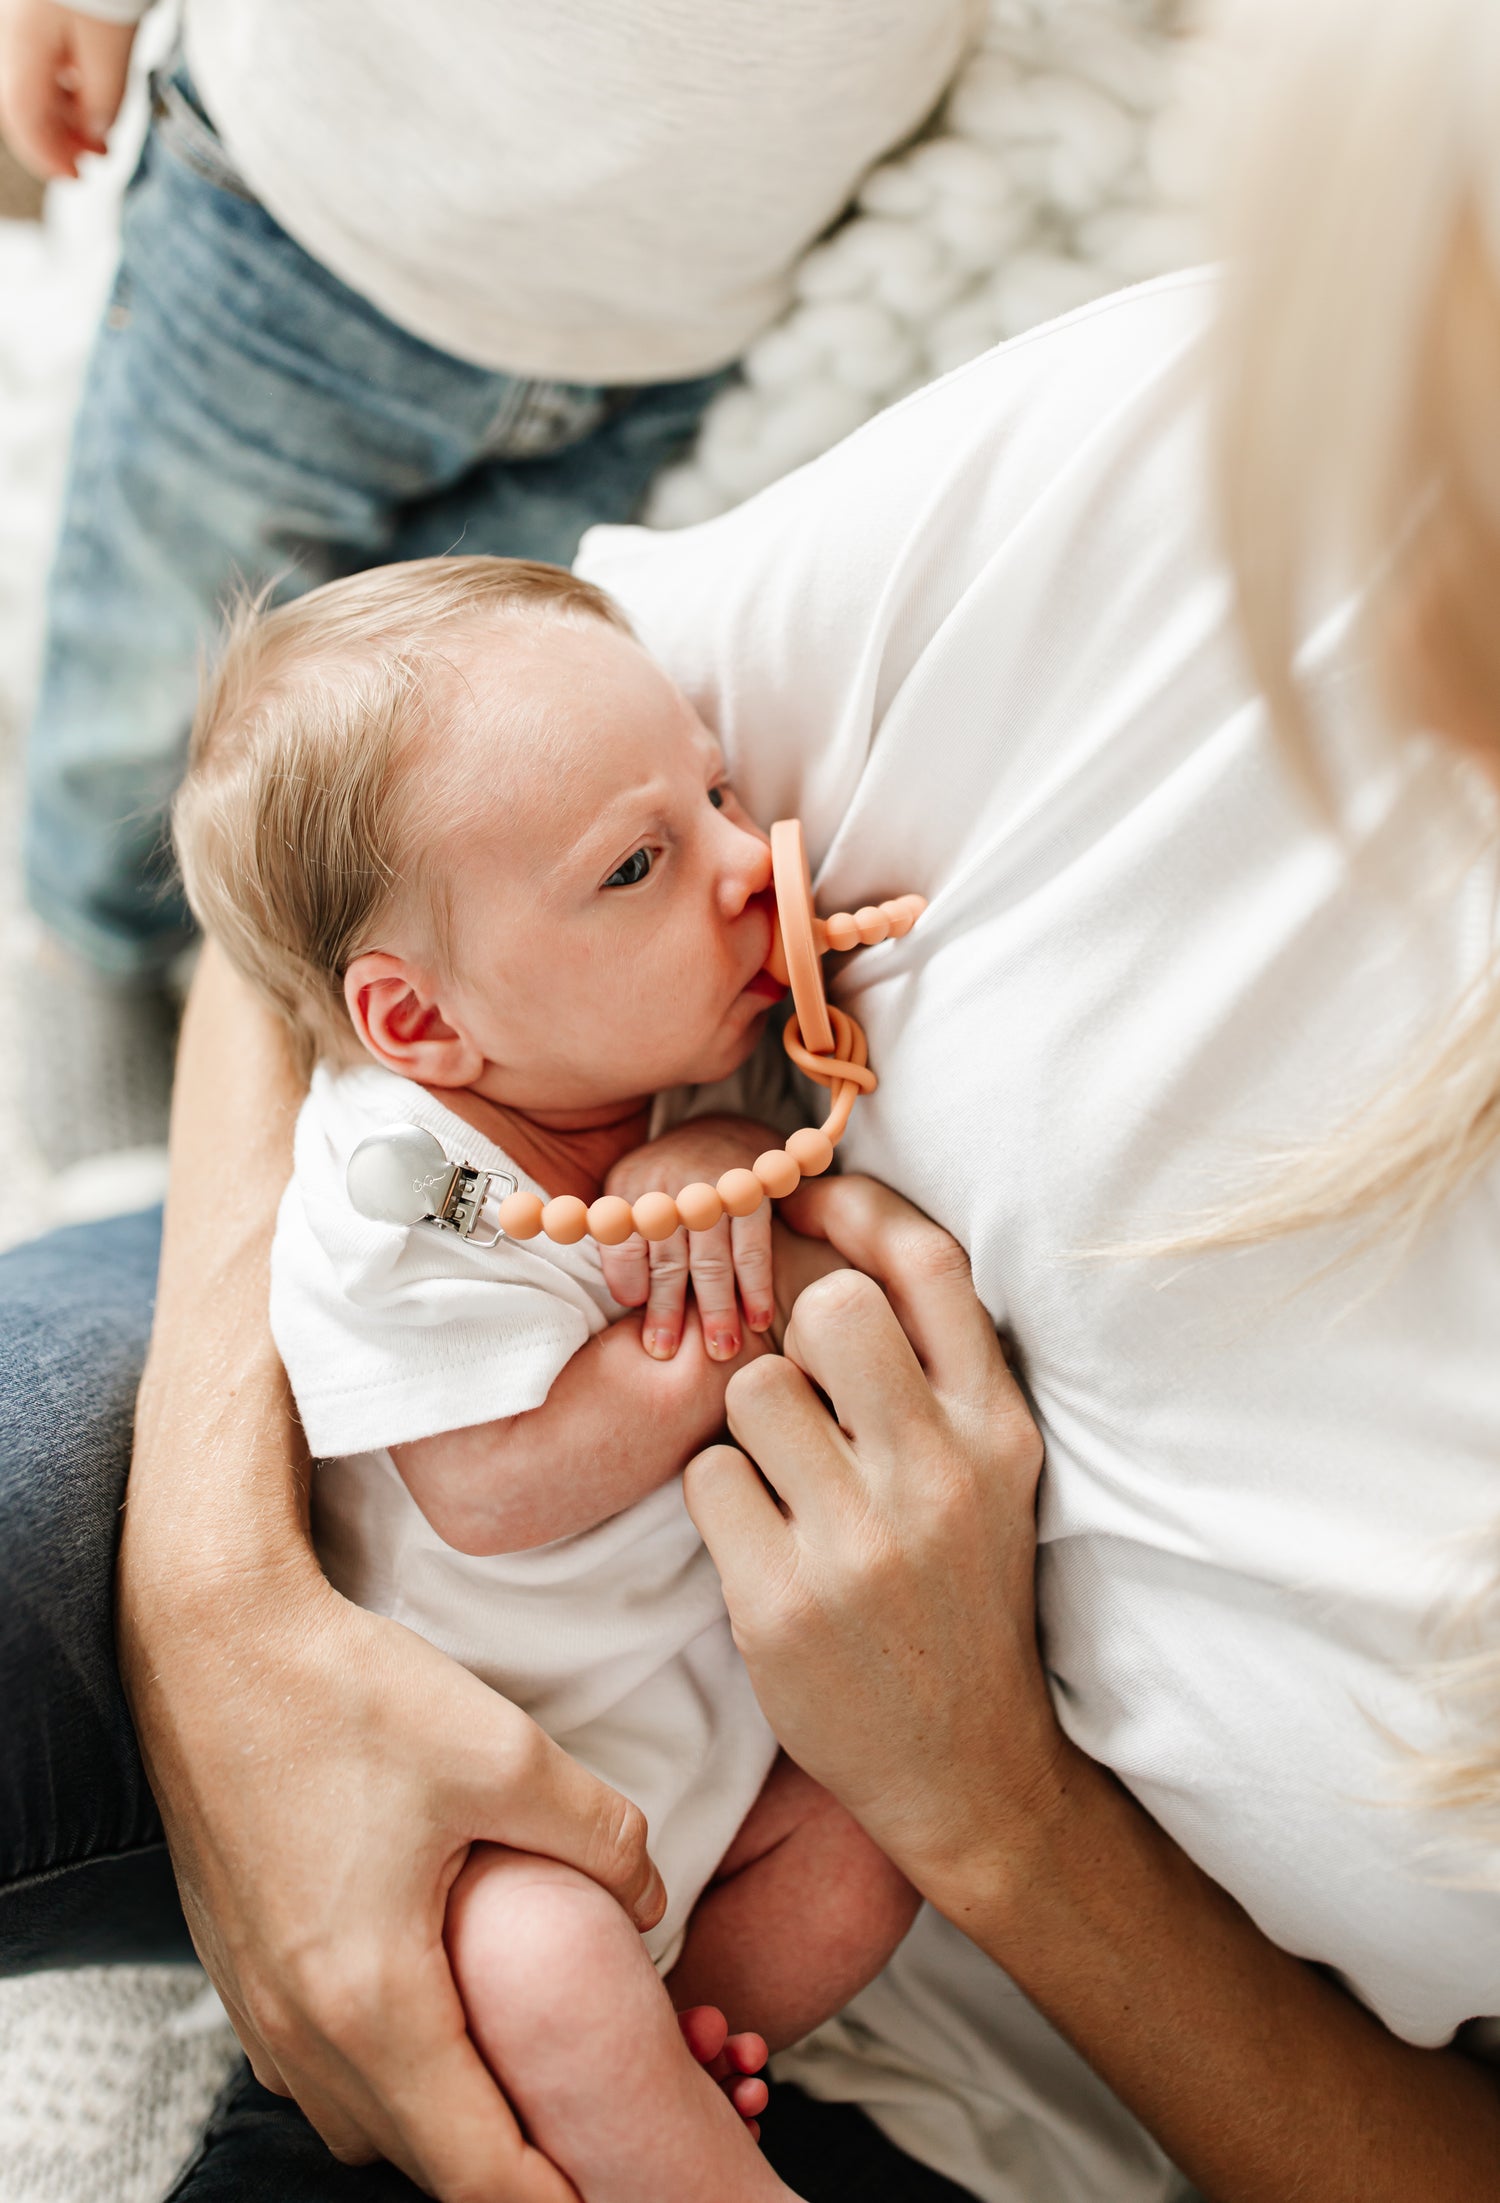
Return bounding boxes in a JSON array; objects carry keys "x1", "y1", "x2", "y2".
[
  {"x1": 782, "y1": 1175, "x2": 1019, "y2": 1411},
  {"x1": 718, "y1": 1271, "x2": 936, "y2": 1528},
  {"x1": 348, "y1": 1977, "x2": 584, "y2": 2202},
  {"x1": 684, "y1": 1439, "x2": 801, "y2": 1626},
  {"x1": 439, "y1": 1670, "x2": 667, "y2": 1932}
]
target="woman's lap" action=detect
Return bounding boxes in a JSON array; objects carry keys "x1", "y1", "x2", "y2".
[
  {"x1": 0, "y1": 1208, "x2": 979, "y2": 2200},
  {"x1": 0, "y1": 1204, "x2": 191, "y2": 1970}
]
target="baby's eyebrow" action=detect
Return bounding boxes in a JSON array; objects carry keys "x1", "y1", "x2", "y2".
[{"x1": 569, "y1": 786, "x2": 672, "y2": 873}]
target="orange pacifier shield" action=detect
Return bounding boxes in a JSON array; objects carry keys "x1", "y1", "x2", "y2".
[{"x1": 767, "y1": 819, "x2": 835, "y2": 1057}]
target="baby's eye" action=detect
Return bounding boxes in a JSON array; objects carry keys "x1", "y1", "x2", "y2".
[
  {"x1": 604, "y1": 847, "x2": 653, "y2": 888},
  {"x1": 708, "y1": 786, "x2": 725, "y2": 809}
]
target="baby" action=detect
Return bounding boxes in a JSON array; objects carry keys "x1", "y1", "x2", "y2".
[{"x1": 173, "y1": 555, "x2": 919, "y2": 2201}]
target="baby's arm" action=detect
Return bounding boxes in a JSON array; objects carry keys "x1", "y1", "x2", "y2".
[{"x1": 391, "y1": 1308, "x2": 773, "y2": 1555}]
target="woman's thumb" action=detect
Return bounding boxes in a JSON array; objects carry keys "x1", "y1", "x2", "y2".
[
  {"x1": 462, "y1": 1700, "x2": 668, "y2": 1933},
  {"x1": 72, "y1": 16, "x2": 134, "y2": 140}
]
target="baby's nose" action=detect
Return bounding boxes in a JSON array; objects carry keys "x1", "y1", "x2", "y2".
[{"x1": 717, "y1": 828, "x2": 773, "y2": 914}]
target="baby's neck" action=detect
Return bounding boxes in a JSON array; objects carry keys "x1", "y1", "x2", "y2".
[{"x1": 429, "y1": 1085, "x2": 652, "y2": 1205}]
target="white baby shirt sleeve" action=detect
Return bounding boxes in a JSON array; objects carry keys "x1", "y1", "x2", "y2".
[{"x1": 270, "y1": 1068, "x2": 610, "y2": 1460}]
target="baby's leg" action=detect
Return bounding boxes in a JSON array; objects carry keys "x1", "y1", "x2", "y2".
[
  {"x1": 669, "y1": 1757, "x2": 920, "y2": 2050},
  {"x1": 447, "y1": 1845, "x2": 800, "y2": 2203}
]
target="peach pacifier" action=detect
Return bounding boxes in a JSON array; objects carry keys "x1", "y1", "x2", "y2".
[
  {"x1": 493, "y1": 821, "x2": 924, "y2": 1248},
  {"x1": 347, "y1": 820, "x2": 925, "y2": 1248}
]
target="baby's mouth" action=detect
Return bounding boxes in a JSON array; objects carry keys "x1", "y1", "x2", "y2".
[{"x1": 743, "y1": 969, "x2": 788, "y2": 1003}]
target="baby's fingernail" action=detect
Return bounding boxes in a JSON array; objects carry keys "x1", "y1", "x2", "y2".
[
  {"x1": 645, "y1": 1328, "x2": 676, "y2": 1359},
  {"x1": 747, "y1": 1307, "x2": 774, "y2": 1332},
  {"x1": 709, "y1": 1329, "x2": 741, "y2": 1361}
]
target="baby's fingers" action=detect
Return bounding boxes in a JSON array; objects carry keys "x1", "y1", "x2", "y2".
[
  {"x1": 599, "y1": 1233, "x2": 650, "y2": 1310},
  {"x1": 730, "y1": 1209, "x2": 775, "y2": 1335},
  {"x1": 687, "y1": 1219, "x2": 741, "y2": 1362},
  {"x1": 641, "y1": 1229, "x2": 691, "y2": 1359}
]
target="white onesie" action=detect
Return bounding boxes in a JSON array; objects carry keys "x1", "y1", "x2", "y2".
[{"x1": 270, "y1": 1059, "x2": 779, "y2": 1970}]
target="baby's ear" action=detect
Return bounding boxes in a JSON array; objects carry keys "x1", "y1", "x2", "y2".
[{"x1": 343, "y1": 952, "x2": 482, "y2": 1087}]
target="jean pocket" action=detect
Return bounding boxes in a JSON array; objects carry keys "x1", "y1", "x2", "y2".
[
  {"x1": 148, "y1": 66, "x2": 257, "y2": 205},
  {"x1": 476, "y1": 380, "x2": 610, "y2": 461}
]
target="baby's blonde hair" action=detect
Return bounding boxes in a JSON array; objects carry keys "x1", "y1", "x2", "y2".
[{"x1": 173, "y1": 555, "x2": 629, "y2": 1073}]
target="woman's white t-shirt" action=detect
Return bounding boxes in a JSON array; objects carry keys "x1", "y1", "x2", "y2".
[{"x1": 577, "y1": 270, "x2": 1500, "y2": 2202}]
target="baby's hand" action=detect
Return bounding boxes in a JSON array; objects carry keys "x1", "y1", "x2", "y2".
[
  {"x1": 601, "y1": 1115, "x2": 777, "y2": 1362},
  {"x1": 676, "y1": 2006, "x2": 770, "y2": 2139}
]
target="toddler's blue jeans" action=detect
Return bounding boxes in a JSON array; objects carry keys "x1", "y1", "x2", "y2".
[
  {"x1": 0, "y1": 1207, "x2": 978, "y2": 2200},
  {"x1": 25, "y1": 67, "x2": 728, "y2": 981}
]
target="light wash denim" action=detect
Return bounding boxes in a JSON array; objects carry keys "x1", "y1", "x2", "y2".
[{"x1": 25, "y1": 67, "x2": 728, "y2": 980}]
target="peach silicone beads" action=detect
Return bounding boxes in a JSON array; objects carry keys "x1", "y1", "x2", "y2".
[{"x1": 494, "y1": 1118, "x2": 850, "y2": 1248}]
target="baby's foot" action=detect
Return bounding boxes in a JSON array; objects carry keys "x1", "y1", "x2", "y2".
[{"x1": 676, "y1": 2006, "x2": 770, "y2": 2138}]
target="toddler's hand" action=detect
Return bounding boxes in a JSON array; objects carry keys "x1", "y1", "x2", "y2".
[
  {"x1": 602, "y1": 1116, "x2": 778, "y2": 1363},
  {"x1": 676, "y1": 2006, "x2": 770, "y2": 2139},
  {"x1": 0, "y1": 1, "x2": 135, "y2": 180}
]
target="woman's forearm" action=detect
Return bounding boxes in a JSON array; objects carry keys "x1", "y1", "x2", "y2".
[
  {"x1": 929, "y1": 1745, "x2": 1500, "y2": 2203},
  {"x1": 123, "y1": 941, "x2": 312, "y2": 1630}
]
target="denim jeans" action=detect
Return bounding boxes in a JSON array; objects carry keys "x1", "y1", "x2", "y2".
[
  {"x1": 25, "y1": 67, "x2": 729, "y2": 981},
  {"x1": 0, "y1": 1209, "x2": 977, "y2": 2201}
]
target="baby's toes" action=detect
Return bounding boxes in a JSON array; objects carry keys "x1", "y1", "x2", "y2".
[
  {"x1": 723, "y1": 2028, "x2": 769, "y2": 2075},
  {"x1": 728, "y1": 2072, "x2": 770, "y2": 2120},
  {"x1": 676, "y1": 2004, "x2": 730, "y2": 2069}
]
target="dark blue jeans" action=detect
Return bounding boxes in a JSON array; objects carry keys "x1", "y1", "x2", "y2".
[
  {"x1": 25, "y1": 66, "x2": 729, "y2": 982},
  {"x1": 0, "y1": 1210, "x2": 975, "y2": 2201}
]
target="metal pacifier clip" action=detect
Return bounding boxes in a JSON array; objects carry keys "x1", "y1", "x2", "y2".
[{"x1": 346, "y1": 820, "x2": 925, "y2": 1247}]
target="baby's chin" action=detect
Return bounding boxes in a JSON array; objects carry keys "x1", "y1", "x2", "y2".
[{"x1": 672, "y1": 1004, "x2": 774, "y2": 1089}]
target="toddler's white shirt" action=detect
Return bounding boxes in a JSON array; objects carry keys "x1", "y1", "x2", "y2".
[
  {"x1": 577, "y1": 271, "x2": 1500, "y2": 2200},
  {"x1": 270, "y1": 1061, "x2": 777, "y2": 1969},
  {"x1": 75, "y1": 0, "x2": 974, "y2": 384}
]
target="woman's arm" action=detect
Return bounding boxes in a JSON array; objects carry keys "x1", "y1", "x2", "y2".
[
  {"x1": 686, "y1": 1176, "x2": 1500, "y2": 2203},
  {"x1": 122, "y1": 944, "x2": 665, "y2": 2203}
]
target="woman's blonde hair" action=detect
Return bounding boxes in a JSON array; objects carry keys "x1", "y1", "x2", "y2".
[
  {"x1": 1208, "y1": 0, "x2": 1500, "y2": 1838},
  {"x1": 1205, "y1": 0, "x2": 1500, "y2": 1253},
  {"x1": 173, "y1": 555, "x2": 628, "y2": 1073}
]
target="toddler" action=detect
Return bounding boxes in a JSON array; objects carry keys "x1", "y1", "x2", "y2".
[{"x1": 173, "y1": 554, "x2": 919, "y2": 2201}]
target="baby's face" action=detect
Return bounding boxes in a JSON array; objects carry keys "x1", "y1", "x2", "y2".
[{"x1": 430, "y1": 617, "x2": 783, "y2": 1113}]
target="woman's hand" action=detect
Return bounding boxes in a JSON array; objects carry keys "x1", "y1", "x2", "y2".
[
  {"x1": 686, "y1": 1179, "x2": 1500, "y2": 2203},
  {"x1": 122, "y1": 1541, "x2": 663, "y2": 2202},
  {"x1": 600, "y1": 1115, "x2": 778, "y2": 1363},
  {"x1": 683, "y1": 1173, "x2": 1067, "y2": 1898},
  {"x1": 0, "y1": 0, "x2": 135, "y2": 180}
]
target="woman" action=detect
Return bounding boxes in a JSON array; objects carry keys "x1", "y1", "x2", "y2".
[{"x1": 5, "y1": 0, "x2": 1500, "y2": 2195}]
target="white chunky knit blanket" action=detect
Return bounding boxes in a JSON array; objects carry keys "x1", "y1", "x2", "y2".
[{"x1": 0, "y1": 2, "x2": 1211, "y2": 2194}]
